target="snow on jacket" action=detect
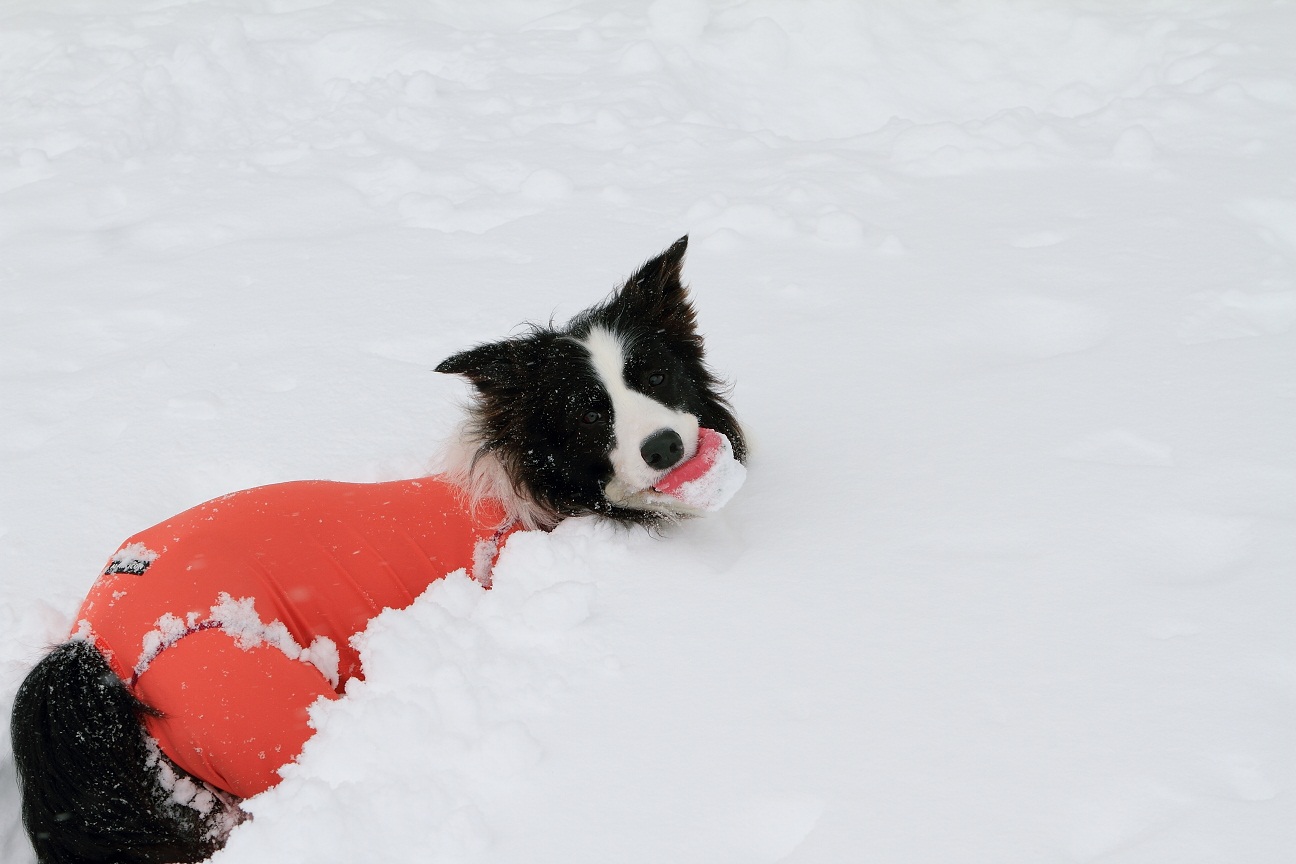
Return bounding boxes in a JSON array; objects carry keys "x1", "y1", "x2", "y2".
[{"x1": 72, "y1": 477, "x2": 515, "y2": 798}]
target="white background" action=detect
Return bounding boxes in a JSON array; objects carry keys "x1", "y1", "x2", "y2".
[{"x1": 2, "y1": 2, "x2": 1294, "y2": 861}]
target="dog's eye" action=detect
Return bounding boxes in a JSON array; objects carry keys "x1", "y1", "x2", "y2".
[
  {"x1": 579, "y1": 410, "x2": 604, "y2": 425},
  {"x1": 646, "y1": 370, "x2": 667, "y2": 387}
]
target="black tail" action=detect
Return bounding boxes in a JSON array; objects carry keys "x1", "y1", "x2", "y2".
[{"x1": 10, "y1": 641, "x2": 235, "y2": 864}]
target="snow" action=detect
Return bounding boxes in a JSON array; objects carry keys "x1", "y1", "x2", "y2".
[
  {"x1": 2, "y1": 1, "x2": 1294, "y2": 862},
  {"x1": 144, "y1": 737, "x2": 227, "y2": 828},
  {"x1": 106, "y1": 540, "x2": 160, "y2": 574},
  {"x1": 207, "y1": 593, "x2": 342, "y2": 688},
  {"x1": 136, "y1": 610, "x2": 198, "y2": 677},
  {"x1": 128, "y1": 592, "x2": 345, "y2": 685}
]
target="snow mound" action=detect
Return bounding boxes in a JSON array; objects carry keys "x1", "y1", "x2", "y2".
[{"x1": 213, "y1": 521, "x2": 616, "y2": 863}]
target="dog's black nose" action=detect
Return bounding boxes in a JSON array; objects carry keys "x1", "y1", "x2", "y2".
[{"x1": 641, "y1": 429, "x2": 685, "y2": 471}]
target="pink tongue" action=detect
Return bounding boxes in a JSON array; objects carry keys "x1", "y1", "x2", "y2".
[{"x1": 654, "y1": 428, "x2": 724, "y2": 494}]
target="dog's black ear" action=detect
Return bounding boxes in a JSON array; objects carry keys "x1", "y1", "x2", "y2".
[
  {"x1": 609, "y1": 235, "x2": 696, "y2": 332},
  {"x1": 436, "y1": 342, "x2": 517, "y2": 387},
  {"x1": 629, "y1": 235, "x2": 688, "y2": 296}
]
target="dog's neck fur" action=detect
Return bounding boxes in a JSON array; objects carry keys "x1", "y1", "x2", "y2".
[{"x1": 438, "y1": 422, "x2": 559, "y2": 532}]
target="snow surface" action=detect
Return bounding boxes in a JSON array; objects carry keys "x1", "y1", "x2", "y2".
[{"x1": 2, "y1": 1, "x2": 1295, "y2": 862}]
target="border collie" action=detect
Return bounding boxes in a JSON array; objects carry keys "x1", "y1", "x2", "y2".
[{"x1": 10, "y1": 235, "x2": 746, "y2": 864}]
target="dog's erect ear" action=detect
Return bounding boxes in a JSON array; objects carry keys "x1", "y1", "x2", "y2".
[
  {"x1": 436, "y1": 341, "x2": 518, "y2": 389},
  {"x1": 629, "y1": 235, "x2": 688, "y2": 296},
  {"x1": 609, "y1": 236, "x2": 696, "y2": 330}
]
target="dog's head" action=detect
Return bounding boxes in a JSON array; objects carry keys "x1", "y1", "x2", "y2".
[{"x1": 437, "y1": 236, "x2": 746, "y2": 528}]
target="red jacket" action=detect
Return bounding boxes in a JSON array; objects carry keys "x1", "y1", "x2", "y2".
[{"x1": 72, "y1": 477, "x2": 515, "y2": 798}]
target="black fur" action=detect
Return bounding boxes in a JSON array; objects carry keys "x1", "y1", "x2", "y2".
[
  {"x1": 437, "y1": 235, "x2": 746, "y2": 525},
  {"x1": 10, "y1": 641, "x2": 226, "y2": 863}
]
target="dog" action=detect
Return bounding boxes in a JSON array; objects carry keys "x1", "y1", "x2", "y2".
[{"x1": 10, "y1": 235, "x2": 745, "y2": 864}]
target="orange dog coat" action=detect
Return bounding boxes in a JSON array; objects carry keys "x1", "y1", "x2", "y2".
[{"x1": 72, "y1": 478, "x2": 515, "y2": 798}]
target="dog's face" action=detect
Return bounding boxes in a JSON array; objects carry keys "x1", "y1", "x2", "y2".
[{"x1": 437, "y1": 236, "x2": 745, "y2": 526}]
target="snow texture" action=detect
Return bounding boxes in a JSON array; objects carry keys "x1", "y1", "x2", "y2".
[
  {"x1": 135, "y1": 611, "x2": 200, "y2": 677},
  {"x1": 2, "y1": 2, "x2": 1295, "y2": 863},
  {"x1": 105, "y1": 541, "x2": 159, "y2": 575},
  {"x1": 144, "y1": 738, "x2": 244, "y2": 845},
  {"x1": 132, "y1": 593, "x2": 343, "y2": 688}
]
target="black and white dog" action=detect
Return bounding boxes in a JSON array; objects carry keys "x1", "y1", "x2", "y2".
[
  {"x1": 438, "y1": 234, "x2": 746, "y2": 528},
  {"x1": 11, "y1": 235, "x2": 745, "y2": 864}
]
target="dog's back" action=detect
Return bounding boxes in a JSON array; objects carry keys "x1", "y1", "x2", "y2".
[{"x1": 13, "y1": 477, "x2": 514, "y2": 862}]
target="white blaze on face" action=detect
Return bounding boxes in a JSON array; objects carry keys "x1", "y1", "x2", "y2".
[{"x1": 581, "y1": 326, "x2": 699, "y2": 503}]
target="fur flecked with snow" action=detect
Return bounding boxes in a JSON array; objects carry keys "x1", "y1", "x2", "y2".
[{"x1": 438, "y1": 236, "x2": 745, "y2": 529}]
